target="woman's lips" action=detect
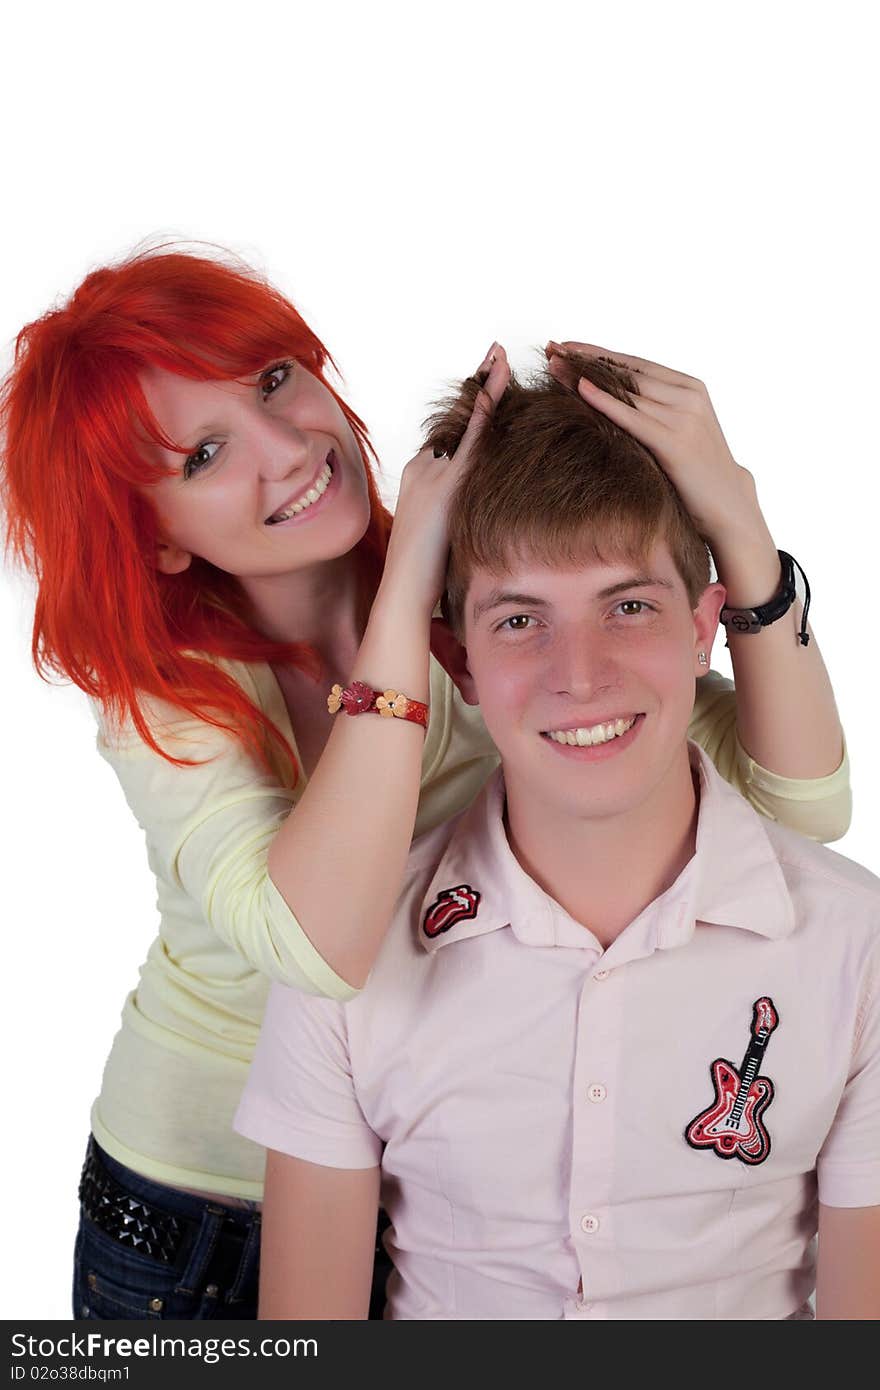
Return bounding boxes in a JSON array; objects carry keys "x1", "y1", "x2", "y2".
[{"x1": 265, "y1": 449, "x2": 340, "y2": 527}]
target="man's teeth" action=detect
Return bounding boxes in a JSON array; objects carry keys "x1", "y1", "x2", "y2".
[
  {"x1": 267, "y1": 461, "x2": 333, "y2": 523},
  {"x1": 546, "y1": 717, "x2": 636, "y2": 747}
]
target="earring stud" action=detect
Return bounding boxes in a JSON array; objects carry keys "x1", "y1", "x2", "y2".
[{"x1": 698, "y1": 651, "x2": 709, "y2": 666}]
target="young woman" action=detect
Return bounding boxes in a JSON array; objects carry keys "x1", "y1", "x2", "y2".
[{"x1": 1, "y1": 247, "x2": 849, "y2": 1321}]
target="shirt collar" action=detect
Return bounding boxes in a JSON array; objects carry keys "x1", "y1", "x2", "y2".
[
  {"x1": 417, "y1": 743, "x2": 795, "y2": 957},
  {"x1": 678, "y1": 742, "x2": 796, "y2": 943}
]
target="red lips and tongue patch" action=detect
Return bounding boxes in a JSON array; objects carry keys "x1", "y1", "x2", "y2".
[{"x1": 423, "y1": 884, "x2": 481, "y2": 938}]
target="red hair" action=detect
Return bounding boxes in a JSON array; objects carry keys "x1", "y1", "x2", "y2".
[{"x1": 1, "y1": 247, "x2": 392, "y2": 777}]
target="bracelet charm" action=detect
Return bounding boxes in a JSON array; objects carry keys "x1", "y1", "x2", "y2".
[{"x1": 719, "y1": 549, "x2": 811, "y2": 647}]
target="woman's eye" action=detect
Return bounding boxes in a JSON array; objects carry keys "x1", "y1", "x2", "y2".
[
  {"x1": 183, "y1": 441, "x2": 221, "y2": 479},
  {"x1": 260, "y1": 362, "x2": 294, "y2": 398}
]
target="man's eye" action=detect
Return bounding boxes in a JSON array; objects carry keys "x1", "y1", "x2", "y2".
[
  {"x1": 500, "y1": 614, "x2": 534, "y2": 631},
  {"x1": 260, "y1": 361, "x2": 294, "y2": 398},
  {"x1": 183, "y1": 441, "x2": 221, "y2": 479},
  {"x1": 616, "y1": 600, "x2": 649, "y2": 616}
]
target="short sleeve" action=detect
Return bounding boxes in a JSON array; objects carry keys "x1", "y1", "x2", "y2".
[
  {"x1": 234, "y1": 981, "x2": 381, "y2": 1169},
  {"x1": 817, "y1": 942, "x2": 880, "y2": 1207},
  {"x1": 689, "y1": 670, "x2": 852, "y2": 843},
  {"x1": 96, "y1": 697, "x2": 356, "y2": 1000}
]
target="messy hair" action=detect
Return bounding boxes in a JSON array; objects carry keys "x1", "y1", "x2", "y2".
[{"x1": 424, "y1": 353, "x2": 710, "y2": 635}]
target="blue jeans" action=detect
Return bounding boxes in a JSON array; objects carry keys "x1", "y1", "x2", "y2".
[{"x1": 73, "y1": 1139, "x2": 260, "y2": 1320}]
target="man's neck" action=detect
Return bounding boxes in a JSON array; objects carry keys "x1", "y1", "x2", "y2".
[{"x1": 503, "y1": 750, "x2": 700, "y2": 949}]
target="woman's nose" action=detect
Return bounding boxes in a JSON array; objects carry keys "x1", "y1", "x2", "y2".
[{"x1": 251, "y1": 410, "x2": 312, "y2": 482}]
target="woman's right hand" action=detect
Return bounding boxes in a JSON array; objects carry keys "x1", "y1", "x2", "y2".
[{"x1": 380, "y1": 343, "x2": 510, "y2": 614}]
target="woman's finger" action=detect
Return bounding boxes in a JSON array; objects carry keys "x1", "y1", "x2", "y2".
[
  {"x1": 551, "y1": 341, "x2": 699, "y2": 389},
  {"x1": 547, "y1": 350, "x2": 689, "y2": 410},
  {"x1": 577, "y1": 376, "x2": 671, "y2": 449},
  {"x1": 454, "y1": 346, "x2": 510, "y2": 460}
]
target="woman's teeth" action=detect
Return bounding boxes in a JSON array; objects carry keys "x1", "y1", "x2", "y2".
[
  {"x1": 267, "y1": 460, "x2": 333, "y2": 524},
  {"x1": 546, "y1": 717, "x2": 636, "y2": 747}
]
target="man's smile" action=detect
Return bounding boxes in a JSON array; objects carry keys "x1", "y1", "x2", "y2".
[{"x1": 539, "y1": 713, "x2": 645, "y2": 759}]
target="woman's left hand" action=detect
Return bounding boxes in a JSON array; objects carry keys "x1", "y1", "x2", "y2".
[{"x1": 546, "y1": 341, "x2": 760, "y2": 542}]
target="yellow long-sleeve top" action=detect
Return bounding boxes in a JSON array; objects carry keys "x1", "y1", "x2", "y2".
[{"x1": 91, "y1": 661, "x2": 851, "y2": 1199}]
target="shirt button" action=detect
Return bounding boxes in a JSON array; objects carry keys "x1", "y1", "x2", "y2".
[
  {"x1": 593, "y1": 969, "x2": 609, "y2": 980},
  {"x1": 588, "y1": 1083, "x2": 607, "y2": 1103},
  {"x1": 580, "y1": 1213, "x2": 600, "y2": 1234}
]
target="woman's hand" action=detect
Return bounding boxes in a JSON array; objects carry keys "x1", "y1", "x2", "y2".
[
  {"x1": 381, "y1": 344, "x2": 511, "y2": 614},
  {"x1": 546, "y1": 341, "x2": 760, "y2": 544}
]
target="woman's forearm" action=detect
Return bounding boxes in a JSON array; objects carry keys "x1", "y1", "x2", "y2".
[
  {"x1": 267, "y1": 580, "x2": 432, "y2": 989},
  {"x1": 266, "y1": 347, "x2": 511, "y2": 989},
  {"x1": 708, "y1": 490, "x2": 844, "y2": 779}
]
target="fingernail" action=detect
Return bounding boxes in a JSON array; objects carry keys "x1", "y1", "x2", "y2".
[
  {"x1": 545, "y1": 341, "x2": 567, "y2": 358},
  {"x1": 478, "y1": 342, "x2": 498, "y2": 372}
]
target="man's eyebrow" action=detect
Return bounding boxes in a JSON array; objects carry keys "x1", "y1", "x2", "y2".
[
  {"x1": 596, "y1": 575, "x2": 675, "y2": 599},
  {"x1": 471, "y1": 590, "x2": 551, "y2": 622},
  {"x1": 472, "y1": 575, "x2": 675, "y2": 622}
]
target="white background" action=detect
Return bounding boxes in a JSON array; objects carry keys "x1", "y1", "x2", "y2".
[{"x1": 1, "y1": 1, "x2": 877, "y2": 1319}]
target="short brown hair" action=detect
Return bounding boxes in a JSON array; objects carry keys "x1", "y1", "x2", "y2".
[{"x1": 424, "y1": 353, "x2": 710, "y2": 635}]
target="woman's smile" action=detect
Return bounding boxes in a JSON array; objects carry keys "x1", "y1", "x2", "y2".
[{"x1": 265, "y1": 450, "x2": 339, "y2": 526}]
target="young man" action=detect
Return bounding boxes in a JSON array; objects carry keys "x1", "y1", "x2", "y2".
[{"x1": 235, "y1": 357, "x2": 880, "y2": 1320}]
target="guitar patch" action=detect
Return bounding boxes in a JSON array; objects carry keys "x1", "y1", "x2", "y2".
[
  {"x1": 685, "y1": 996, "x2": 779, "y2": 1166},
  {"x1": 423, "y1": 884, "x2": 481, "y2": 938}
]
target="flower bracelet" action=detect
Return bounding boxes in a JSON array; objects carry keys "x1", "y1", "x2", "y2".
[{"x1": 327, "y1": 681, "x2": 429, "y2": 729}]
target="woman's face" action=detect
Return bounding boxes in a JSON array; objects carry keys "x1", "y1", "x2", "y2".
[{"x1": 141, "y1": 360, "x2": 372, "y2": 580}]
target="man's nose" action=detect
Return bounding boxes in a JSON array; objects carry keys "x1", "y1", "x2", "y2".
[{"x1": 548, "y1": 627, "x2": 617, "y2": 698}]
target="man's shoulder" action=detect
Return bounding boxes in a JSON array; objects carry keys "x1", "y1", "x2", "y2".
[{"x1": 764, "y1": 816, "x2": 880, "y2": 927}]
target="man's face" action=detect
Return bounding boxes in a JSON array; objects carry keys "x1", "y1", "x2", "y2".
[{"x1": 453, "y1": 540, "x2": 725, "y2": 828}]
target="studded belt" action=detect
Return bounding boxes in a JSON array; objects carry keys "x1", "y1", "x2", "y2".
[{"x1": 79, "y1": 1141, "x2": 195, "y2": 1266}]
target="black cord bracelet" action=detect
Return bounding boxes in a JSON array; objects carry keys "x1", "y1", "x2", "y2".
[{"x1": 719, "y1": 549, "x2": 810, "y2": 647}]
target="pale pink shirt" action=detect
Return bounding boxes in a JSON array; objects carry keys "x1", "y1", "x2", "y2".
[{"x1": 235, "y1": 746, "x2": 880, "y2": 1320}]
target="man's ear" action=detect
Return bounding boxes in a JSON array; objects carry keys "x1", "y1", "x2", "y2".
[
  {"x1": 692, "y1": 581, "x2": 727, "y2": 675},
  {"x1": 430, "y1": 617, "x2": 479, "y2": 706},
  {"x1": 156, "y1": 539, "x2": 193, "y2": 575}
]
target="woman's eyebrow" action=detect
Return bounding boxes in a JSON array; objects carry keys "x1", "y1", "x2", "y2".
[{"x1": 164, "y1": 420, "x2": 224, "y2": 451}]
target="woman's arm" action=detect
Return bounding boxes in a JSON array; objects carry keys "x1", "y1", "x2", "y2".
[
  {"x1": 706, "y1": 496, "x2": 841, "y2": 777},
  {"x1": 265, "y1": 347, "x2": 510, "y2": 988},
  {"x1": 547, "y1": 342, "x2": 845, "y2": 780}
]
